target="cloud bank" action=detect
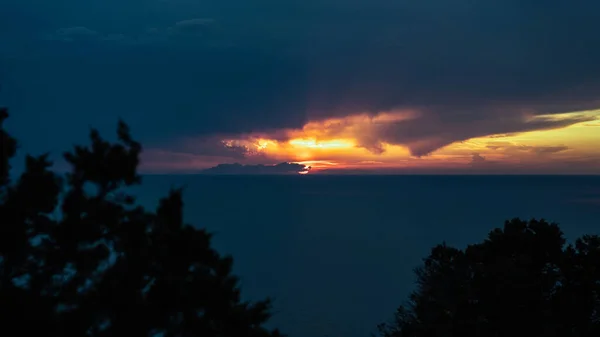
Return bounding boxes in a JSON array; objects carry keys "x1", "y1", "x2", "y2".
[{"x1": 3, "y1": 0, "x2": 600, "y2": 172}]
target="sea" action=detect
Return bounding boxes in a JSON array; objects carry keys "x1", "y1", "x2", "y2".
[{"x1": 132, "y1": 175, "x2": 600, "y2": 337}]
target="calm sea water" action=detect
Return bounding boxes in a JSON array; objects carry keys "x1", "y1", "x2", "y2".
[{"x1": 133, "y1": 175, "x2": 600, "y2": 337}]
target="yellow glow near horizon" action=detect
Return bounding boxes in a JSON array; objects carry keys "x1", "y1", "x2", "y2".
[
  {"x1": 220, "y1": 109, "x2": 600, "y2": 173},
  {"x1": 288, "y1": 138, "x2": 355, "y2": 149}
]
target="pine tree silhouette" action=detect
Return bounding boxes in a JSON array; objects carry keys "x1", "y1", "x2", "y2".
[
  {"x1": 377, "y1": 218, "x2": 600, "y2": 337},
  {"x1": 0, "y1": 107, "x2": 283, "y2": 337}
]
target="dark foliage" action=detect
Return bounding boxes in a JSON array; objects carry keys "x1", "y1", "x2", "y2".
[
  {"x1": 0, "y1": 108, "x2": 282, "y2": 337},
  {"x1": 378, "y1": 218, "x2": 600, "y2": 337}
]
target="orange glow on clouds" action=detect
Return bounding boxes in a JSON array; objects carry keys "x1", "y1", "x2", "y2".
[
  {"x1": 288, "y1": 138, "x2": 355, "y2": 149},
  {"x1": 218, "y1": 109, "x2": 600, "y2": 174}
]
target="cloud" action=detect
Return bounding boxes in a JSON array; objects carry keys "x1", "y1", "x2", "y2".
[
  {"x1": 523, "y1": 146, "x2": 570, "y2": 155},
  {"x1": 139, "y1": 136, "x2": 274, "y2": 173},
  {"x1": 102, "y1": 34, "x2": 127, "y2": 42},
  {"x1": 486, "y1": 142, "x2": 570, "y2": 155},
  {"x1": 233, "y1": 110, "x2": 592, "y2": 157},
  {"x1": 43, "y1": 26, "x2": 132, "y2": 45},
  {"x1": 153, "y1": 18, "x2": 218, "y2": 40},
  {"x1": 5, "y1": 0, "x2": 600, "y2": 160},
  {"x1": 171, "y1": 136, "x2": 255, "y2": 159},
  {"x1": 346, "y1": 111, "x2": 592, "y2": 156},
  {"x1": 140, "y1": 150, "x2": 221, "y2": 173},
  {"x1": 43, "y1": 17, "x2": 216, "y2": 45},
  {"x1": 44, "y1": 26, "x2": 100, "y2": 41},
  {"x1": 201, "y1": 162, "x2": 310, "y2": 175},
  {"x1": 468, "y1": 152, "x2": 499, "y2": 169},
  {"x1": 471, "y1": 153, "x2": 487, "y2": 164},
  {"x1": 172, "y1": 18, "x2": 215, "y2": 32}
]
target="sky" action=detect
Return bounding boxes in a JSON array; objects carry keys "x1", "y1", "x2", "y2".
[{"x1": 1, "y1": 0, "x2": 600, "y2": 174}]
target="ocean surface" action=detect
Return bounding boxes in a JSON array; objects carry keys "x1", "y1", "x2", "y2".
[{"x1": 133, "y1": 175, "x2": 600, "y2": 337}]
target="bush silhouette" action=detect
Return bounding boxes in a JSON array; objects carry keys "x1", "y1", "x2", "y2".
[
  {"x1": 0, "y1": 107, "x2": 282, "y2": 337},
  {"x1": 377, "y1": 218, "x2": 600, "y2": 337}
]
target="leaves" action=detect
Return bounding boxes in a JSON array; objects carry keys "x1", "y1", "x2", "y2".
[
  {"x1": 0, "y1": 107, "x2": 281, "y2": 337},
  {"x1": 379, "y1": 218, "x2": 600, "y2": 337}
]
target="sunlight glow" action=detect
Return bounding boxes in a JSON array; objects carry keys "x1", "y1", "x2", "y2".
[
  {"x1": 288, "y1": 138, "x2": 355, "y2": 149},
  {"x1": 218, "y1": 109, "x2": 600, "y2": 173}
]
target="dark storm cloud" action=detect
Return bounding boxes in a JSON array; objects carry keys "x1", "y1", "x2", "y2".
[
  {"x1": 352, "y1": 111, "x2": 592, "y2": 156},
  {"x1": 165, "y1": 136, "x2": 256, "y2": 160},
  {"x1": 201, "y1": 162, "x2": 309, "y2": 175},
  {"x1": 2, "y1": 0, "x2": 600, "y2": 158}
]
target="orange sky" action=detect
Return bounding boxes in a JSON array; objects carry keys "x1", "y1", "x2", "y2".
[
  {"x1": 211, "y1": 109, "x2": 600, "y2": 174},
  {"x1": 140, "y1": 109, "x2": 600, "y2": 174}
]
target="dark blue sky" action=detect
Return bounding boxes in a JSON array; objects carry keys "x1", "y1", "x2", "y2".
[{"x1": 2, "y1": 0, "x2": 600, "y2": 172}]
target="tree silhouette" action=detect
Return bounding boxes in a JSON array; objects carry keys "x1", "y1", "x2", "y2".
[
  {"x1": 0, "y1": 108, "x2": 282, "y2": 337},
  {"x1": 378, "y1": 218, "x2": 600, "y2": 337}
]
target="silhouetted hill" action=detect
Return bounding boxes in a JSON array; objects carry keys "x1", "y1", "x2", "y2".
[{"x1": 201, "y1": 162, "x2": 310, "y2": 175}]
